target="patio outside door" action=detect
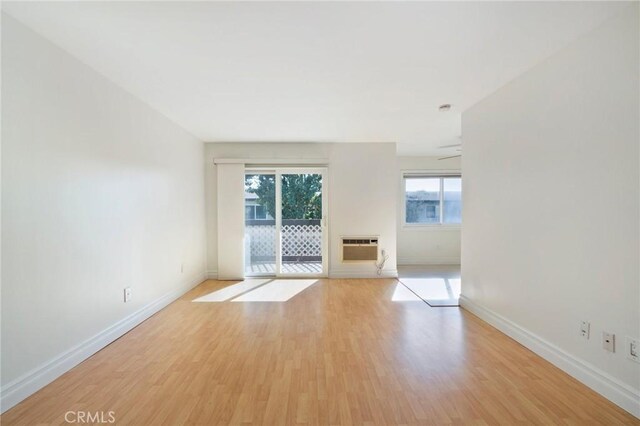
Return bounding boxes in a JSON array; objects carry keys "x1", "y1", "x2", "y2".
[{"x1": 244, "y1": 168, "x2": 327, "y2": 277}]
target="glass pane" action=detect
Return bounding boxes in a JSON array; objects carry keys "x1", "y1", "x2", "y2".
[
  {"x1": 443, "y1": 177, "x2": 462, "y2": 224},
  {"x1": 244, "y1": 174, "x2": 276, "y2": 275},
  {"x1": 281, "y1": 174, "x2": 323, "y2": 274},
  {"x1": 405, "y1": 178, "x2": 440, "y2": 224},
  {"x1": 255, "y1": 205, "x2": 267, "y2": 220}
]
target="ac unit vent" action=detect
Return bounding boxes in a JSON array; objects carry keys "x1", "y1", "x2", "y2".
[
  {"x1": 343, "y1": 238, "x2": 377, "y2": 245},
  {"x1": 342, "y1": 237, "x2": 378, "y2": 262}
]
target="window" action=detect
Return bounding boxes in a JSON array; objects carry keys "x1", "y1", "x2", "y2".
[
  {"x1": 404, "y1": 175, "x2": 461, "y2": 225},
  {"x1": 405, "y1": 177, "x2": 441, "y2": 224},
  {"x1": 255, "y1": 205, "x2": 268, "y2": 220},
  {"x1": 244, "y1": 203, "x2": 272, "y2": 220}
]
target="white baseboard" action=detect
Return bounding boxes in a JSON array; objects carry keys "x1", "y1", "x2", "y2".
[
  {"x1": 459, "y1": 295, "x2": 640, "y2": 419},
  {"x1": 208, "y1": 268, "x2": 397, "y2": 279},
  {"x1": 329, "y1": 269, "x2": 398, "y2": 279},
  {"x1": 398, "y1": 256, "x2": 460, "y2": 265},
  {"x1": 0, "y1": 274, "x2": 206, "y2": 414}
]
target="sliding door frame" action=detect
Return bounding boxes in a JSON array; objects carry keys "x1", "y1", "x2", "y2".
[{"x1": 245, "y1": 167, "x2": 329, "y2": 278}]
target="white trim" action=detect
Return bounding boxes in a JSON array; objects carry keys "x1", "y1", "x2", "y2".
[
  {"x1": 397, "y1": 256, "x2": 460, "y2": 265},
  {"x1": 401, "y1": 224, "x2": 461, "y2": 231},
  {"x1": 321, "y1": 168, "x2": 329, "y2": 277},
  {"x1": 275, "y1": 273, "x2": 327, "y2": 279},
  {"x1": 459, "y1": 295, "x2": 640, "y2": 419},
  {"x1": 206, "y1": 270, "x2": 218, "y2": 279},
  {"x1": 215, "y1": 158, "x2": 329, "y2": 165},
  {"x1": 401, "y1": 169, "x2": 462, "y2": 177},
  {"x1": 0, "y1": 274, "x2": 206, "y2": 414},
  {"x1": 275, "y1": 170, "x2": 282, "y2": 276},
  {"x1": 329, "y1": 269, "x2": 398, "y2": 279},
  {"x1": 439, "y1": 177, "x2": 444, "y2": 223}
]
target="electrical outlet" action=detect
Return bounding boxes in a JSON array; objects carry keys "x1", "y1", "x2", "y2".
[
  {"x1": 124, "y1": 287, "x2": 132, "y2": 303},
  {"x1": 580, "y1": 321, "x2": 590, "y2": 339},
  {"x1": 625, "y1": 337, "x2": 640, "y2": 363},
  {"x1": 602, "y1": 331, "x2": 615, "y2": 352},
  {"x1": 181, "y1": 263, "x2": 184, "y2": 273}
]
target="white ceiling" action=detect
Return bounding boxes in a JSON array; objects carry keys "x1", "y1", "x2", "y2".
[{"x1": 2, "y1": 1, "x2": 628, "y2": 155}]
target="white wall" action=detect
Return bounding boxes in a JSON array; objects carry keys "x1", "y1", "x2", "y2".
[
  {"x1": 397, "y1": 156, "x2": 461, "y2": 265},
  {"x1": 328, "y1": 144, "x2": 397, "y2": 277},
  {"x1": 1, "y1": 15, "x2": 207, "y2": 410},
  {"x1": 205, "y1": 142, "x2": 398, "y2": 278},
  {"x1": 461, "y1": 5, "x2": 639, "y2": 416}
]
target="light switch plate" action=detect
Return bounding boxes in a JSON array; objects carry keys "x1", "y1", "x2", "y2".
[{"x1": 625, "y1": 336, "x2": 640, "y2": 363}]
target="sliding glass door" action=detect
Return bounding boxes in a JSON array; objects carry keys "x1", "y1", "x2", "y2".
[
  {"x1": 245, "y1": 168, "x2": 327, "y2": 277},
  {"x1": 280, "y1": 173, "x2": 324, "y2": 275},
  {"x1": 244, "y1": 173, "x2": 277, "y2": 275}
]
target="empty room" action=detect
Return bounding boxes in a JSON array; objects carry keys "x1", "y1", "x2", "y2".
[{"x1": 1, "y1": 1, "x2": 639, "y2": 425}]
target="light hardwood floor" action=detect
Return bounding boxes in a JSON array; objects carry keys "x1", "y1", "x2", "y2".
[{"x1": 2, "y1": 278, "x2": 638, "y2": 425}]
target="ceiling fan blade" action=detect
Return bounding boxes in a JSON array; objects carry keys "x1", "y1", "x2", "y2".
[
  {"x1": 438, "y1": 143, "x2": 462, "y2": 149},
  {"x1": 438, "y1": 155, "x2": 462, "y2": 160}
]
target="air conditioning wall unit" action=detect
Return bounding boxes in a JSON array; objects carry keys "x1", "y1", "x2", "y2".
[{"x1": 341, "y1": 236, "x2": 378, "y2": 262}]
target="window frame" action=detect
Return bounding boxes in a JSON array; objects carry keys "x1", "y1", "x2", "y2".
[{"x1": 401, "y1": 171, "x2": 462, "y2": 229}]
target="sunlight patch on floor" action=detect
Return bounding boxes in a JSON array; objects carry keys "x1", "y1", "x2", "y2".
[
  {"x1": 400, "y1": 278, "x2": 453, "y2": 300},
  {"x1": 395, "y1": 272, "x2": 461, "y2": 306},
  {"x1": 447, "y1": 278, "x2": 461, "y2": 297},
  {"x1": 192, "y1": 279, "x2": 272, "y2": 302},
  {"x1": 391, "y1": 283, "x2": 423, "y2": 302},
  {"x1": 231, "y1": 279, "x2": 318, "y2": 302}
]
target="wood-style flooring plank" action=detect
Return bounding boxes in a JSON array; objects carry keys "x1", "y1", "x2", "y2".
[{"x1": 2, "y1": 278, "x2": 638, "y2": 425}]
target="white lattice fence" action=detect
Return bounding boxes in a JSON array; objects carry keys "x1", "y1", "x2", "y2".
[
  {"x1": 246, "y1": 225, "x2": 276, "y2": 257},
  {"x1": 282, "y1": 224, "x2": 322, "y2": 257},
  {"x1": 246, "y1": 223, "x2": 322, "y2": 259}
]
